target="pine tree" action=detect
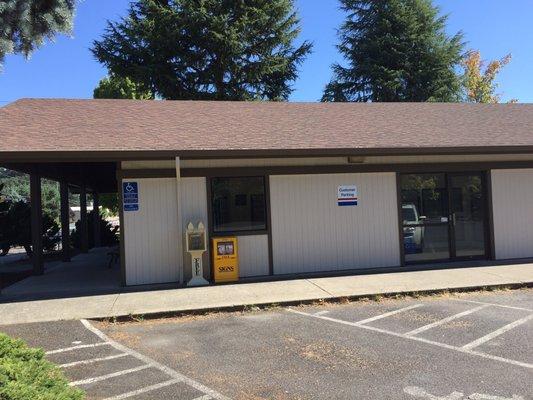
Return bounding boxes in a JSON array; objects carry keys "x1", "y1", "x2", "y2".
[
  {"x1": 322, "y1": 0, "x2": 464, "y2": 102},
  {"x1": 0, "y1": 0, "x2": 75, "y2": 66},
  {"x1": 92, "y1": 0, "x2": 312, "y2": 101}
]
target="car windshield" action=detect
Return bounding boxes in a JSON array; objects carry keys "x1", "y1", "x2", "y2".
[{"x1": 402, "y1": 207, "x2": 417, "y2": 223}]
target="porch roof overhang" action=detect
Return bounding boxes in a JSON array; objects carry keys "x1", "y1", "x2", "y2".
[{"x1": 1, "y1": 162, "x2": 117, "y2": 193}]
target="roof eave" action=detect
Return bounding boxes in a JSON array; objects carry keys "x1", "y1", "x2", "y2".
[{"x1": 2, "y1": 145, "x2": 533, "y2": 163}]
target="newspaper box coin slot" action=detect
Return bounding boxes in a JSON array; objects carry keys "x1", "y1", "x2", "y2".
[{"x1": 212, "y1": 237, "x2": 239, "y2": 283}]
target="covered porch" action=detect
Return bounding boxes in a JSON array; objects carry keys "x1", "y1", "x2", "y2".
[
  {"x1": 0, "y1": 247, "x2": 121, "y2": 301},
  {"x1": 0, "y1": 158, "x2": 123, "y2": 296}
]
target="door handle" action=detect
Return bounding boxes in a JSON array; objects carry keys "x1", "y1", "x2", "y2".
[{"x1": 450, "y1": 213, "x2": 456, "y2": 226}]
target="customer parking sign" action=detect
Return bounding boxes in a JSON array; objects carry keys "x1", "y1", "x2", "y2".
[{"x1": 337, "y1": 185, "x2": 358, "y2": 206}]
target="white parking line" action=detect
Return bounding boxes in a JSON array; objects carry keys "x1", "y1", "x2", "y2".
[
  {"x1": 80, "y1": 319, "x2": 231, "y2": 400},
  {"x1": 404, "y1": 386, "x2": 525, "y2": 400},
  {"x1": 102, "y1": 379, "x2": 181, "y2": 400},
  {"x1": 45, "y1": 342, "x2": 110, "y2": 355},
  {"x1": 469, "y1": 394, "x2": 525, "y2": 400},
  {"x1": 404, "y1": 385, "x2": 464, "y2": 399},
  {"x1": 353, "y1": 304, "x2": 423, "y2": 325},
  {"x1": 59, "y1": 353, "x2": 128, "y2": 368},
  {"x1": 287, "y1": 308, "x2": 533, "y2": 369},
  {"x1": 69, "y1": 364, "x2": 151, "y2": 386},
  {"x1": 451, "y1": 298, "x2": 533, "y2": 313},
  {"x1": 192, "y1": 396, "x2": 213, "y2": 400},
  {"x1": 462, "y1": 313, "x2": 533, "y2": 350},
  {"x1": 405, "y1": 305, "x2": 490, "y2": 336}
]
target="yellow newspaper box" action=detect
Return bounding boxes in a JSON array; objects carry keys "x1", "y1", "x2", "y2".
[{"x1": 212, "y1": 237, "x2": 239, "y2": 283}]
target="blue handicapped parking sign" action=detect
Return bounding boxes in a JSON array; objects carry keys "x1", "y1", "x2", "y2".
[{"x1": 123, "y1": 182, "x2": 139, "y2": 211}]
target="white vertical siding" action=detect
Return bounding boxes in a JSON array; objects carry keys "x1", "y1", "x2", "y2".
[
  {"x1": 123, "y1": 177, "x2": 209, "y2": 285},
  {"x1": 270, "y1": 173, "x2": 400, "y2": 275},
  {"x1": 123, "y1": 178, "x2": 180, "y2": 285},
  {"x1": 491, "y1": 169, "x2": 533, "y2": 260},
  {"x1": 237, "y1": 235, "x2": 269, "y2": 277}
]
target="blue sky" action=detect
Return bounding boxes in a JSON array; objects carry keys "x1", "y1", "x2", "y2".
[{"x1": 1, "y1": 0, "x2": 532, "y2": 105}]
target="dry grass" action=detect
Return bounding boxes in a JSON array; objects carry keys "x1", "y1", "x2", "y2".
[
  {"x1": 281, "y1": 334, "x2": 380, "y2": 371},
  {"x1": 93, "y1": 286, "x2": 531, "y2": 327}
]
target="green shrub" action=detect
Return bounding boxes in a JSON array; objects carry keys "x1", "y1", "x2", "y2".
[
  {"x1": 0, "y1": 193, "x2": 60, "y2": 257},
  {"x1": 71, "y1": 210, "x2": 118, "y2": 249},
  {"x1": 0, "y1": 333, "x2": 84, "y2": 400}
]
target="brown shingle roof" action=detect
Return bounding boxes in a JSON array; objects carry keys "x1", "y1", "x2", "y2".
[{"x1": 1, "y1": 98, "x2": 533, "y2": 160}]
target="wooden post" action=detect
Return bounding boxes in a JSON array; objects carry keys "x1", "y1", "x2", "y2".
[
  {"x1": 30, "y1": 167, "x2": 44, "y2": 275},
  {"x1": 60, "y1": 180, "x2": 71, "y2": 262},
  {"x1": 80, "y1": 184, "x2": 89, "y2": 253},
  {"x1": 93, "y1": 192, "x2": 101, "y2": 248},
  {"x1": 117, "y1": 164, "x2": 127, "y2": 286}
]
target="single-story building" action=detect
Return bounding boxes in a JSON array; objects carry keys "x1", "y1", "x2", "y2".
[{"x1": 1, "y1": 99, "x2": 533, "y2": 287}]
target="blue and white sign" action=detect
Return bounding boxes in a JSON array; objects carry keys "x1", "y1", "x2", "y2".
[
  {"x1": 123, "y1": 182, "x2": 139, "y2": 212},
  {"x1": 337, "y1": 185, "x2": 358, "y2": 206}
]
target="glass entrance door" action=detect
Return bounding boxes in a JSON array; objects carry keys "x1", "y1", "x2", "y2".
[
  {"x1": 449, "y1": 173, "x2": 487, "y2": 258},
  {"x1": 400, "y1": 172, "x2": 488, "y2": 263}
]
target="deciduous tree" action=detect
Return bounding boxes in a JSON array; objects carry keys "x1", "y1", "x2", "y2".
[
  {"x1": 93, "y1": 74, "x2": 153, "y2": 100},
  {"x1": 462, "y1": 50, "x2": 515, "y2": 103}
]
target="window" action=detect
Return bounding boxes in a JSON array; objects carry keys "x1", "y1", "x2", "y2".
[{"x1": 211, "y1": 176, "x2": 267, "y2": 233}]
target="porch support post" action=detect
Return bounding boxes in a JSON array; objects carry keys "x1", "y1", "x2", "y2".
[
  {"x1": 117, "y1": 163, "x2": 127, "y2": 286},
  {"x1": 80, "y1": 184, "x2": 89, "y2": 253},
  {"x1": 175, "y1": 156, "x2": 184, "y2": 284},
  {"x1": 30, "y1": 166, "x2": 44, "y2": 275},
  {"x1": 60, "y1": 180, "x2": 71, "y2": 262},
  {"x1": 93, "y1": 191, "x2": 101, "y2": 248}
]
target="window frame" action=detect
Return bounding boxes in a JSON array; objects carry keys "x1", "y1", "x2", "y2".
[{"x1": 208, "y1": 175, "x2": 269, "y2": 236}]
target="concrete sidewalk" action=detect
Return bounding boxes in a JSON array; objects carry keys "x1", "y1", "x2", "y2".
[
  {"x1": 1, "y1": 262, "x2": 532, "y2": 325},
  {"x1": 1, "y1": 248, "x2": 121, "y2": 298}
]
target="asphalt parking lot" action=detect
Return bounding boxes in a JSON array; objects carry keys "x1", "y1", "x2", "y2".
[{"x1": 1, "y1": 288, "x2": 532, "y2": 400}]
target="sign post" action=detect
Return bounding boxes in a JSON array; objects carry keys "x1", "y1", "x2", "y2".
[{"x1": 185, "y1": 222, "x2": 209, "y2": 287}]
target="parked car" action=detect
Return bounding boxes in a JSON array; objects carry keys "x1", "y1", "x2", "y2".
[{"x1": 402, "y1": 203, "x2": 425, "y2": 253}]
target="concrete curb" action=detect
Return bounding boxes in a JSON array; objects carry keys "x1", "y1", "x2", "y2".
[{"x1": 92, "y1": 281, "x2": 533, "y2": 323}]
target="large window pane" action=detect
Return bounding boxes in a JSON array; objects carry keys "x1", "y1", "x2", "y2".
[
  {"x1": 401, "y1": 173, "x2": 448, "y2": 224},
  {"x1": 401, "y1": 173, "x2": 450, "y2": 263},
  {"x1": 211, "y1": 177, "x2": 266, "y2": 233},
  {"x1": 404, "y1": 225, "x2": 450, "y2": 262},
  {"x1": 450, "y1": 174, "x2": 486, "y2": 258}
]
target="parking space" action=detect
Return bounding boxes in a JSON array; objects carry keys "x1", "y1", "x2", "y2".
[
  {"x1": 95, "y1": 289, "x2": 532, "y2": 400},
  {"x1": 294, "y1": 295, "x2": 533, "y2": 360},
  {"x1": 290, "y1": 296, "x2": 533, "y2": 368},
  {"x1": 0, "y1": 320, "x2": 229, "y2": 400},
  {"x1": 1, "y1": 288, "x2": 532, "y2": 399}
]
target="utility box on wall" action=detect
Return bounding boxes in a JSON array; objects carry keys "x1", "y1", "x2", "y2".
[{"x1": 212, "y1": 237, "x2": 239, "y2": 283}]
